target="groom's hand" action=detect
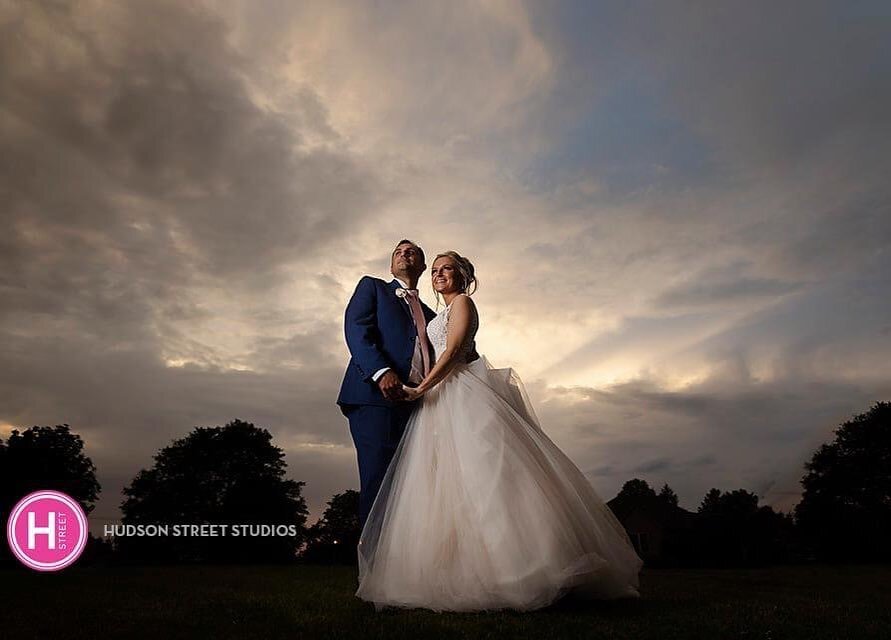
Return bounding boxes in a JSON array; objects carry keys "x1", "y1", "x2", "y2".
[{"x1": 377, "y1": 370, "x2": 407, "y2": 401}]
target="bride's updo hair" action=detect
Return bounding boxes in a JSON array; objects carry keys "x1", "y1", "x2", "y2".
[{"x1": 433, "y1": 251, "x2": 478, "y2": 307}]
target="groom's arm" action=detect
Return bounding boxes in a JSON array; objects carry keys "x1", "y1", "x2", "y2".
[{"x1": 344, "y1": 277, "x2": 391, "y2": 381}]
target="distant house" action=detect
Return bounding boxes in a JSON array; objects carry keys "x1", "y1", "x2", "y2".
[{"x1": 607, "y1": 496, "x2": 697, "y2": 565}]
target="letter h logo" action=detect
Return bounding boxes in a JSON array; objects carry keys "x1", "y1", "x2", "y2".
[{"x1": 28, "y1": 510, "x2": 57, "y2": 549}]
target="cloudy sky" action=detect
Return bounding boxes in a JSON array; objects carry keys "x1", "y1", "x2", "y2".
[{"x1": 2, "y1": 1, "x2": 890, "y2": 532}]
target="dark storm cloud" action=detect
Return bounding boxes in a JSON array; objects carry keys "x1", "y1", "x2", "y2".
[
  {"x1": 520, "y1": 1, "x2": 891, "y2": 287},
  {"x1": 1, "y1": 2, "x2": 378, "y2": 292},
  {"x1": 635, "y1": 2, "x2": 891, "y2": 172},
  {"x1": 631, "y1": 457, "x2": 672, "y2": 474},
  {"x1": 0, "y1": 318, "x2": 354, "y2": 531},
  {"x1": 527, "y1": 1, "x2": 891, "y2": 174},
  {"x1": 0, "y1": 1, "x2": 381, "y2": 524},
  {"x1": 0, "y1": 0, "x2": 378, "y2": 358},
  {"x1": 531, "y1": 249, "x2": 891, "y2": 511},
  {"x1": 652, "y1": 261, "x2": 805, "y2": 309},
  {"x1": 538, "y1": 369, "x2": 890, "y2": 512}
]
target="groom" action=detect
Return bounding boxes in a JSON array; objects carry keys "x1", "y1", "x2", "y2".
[{"x1": 337, "y1": 239, "x2": 437, "y2": 532}]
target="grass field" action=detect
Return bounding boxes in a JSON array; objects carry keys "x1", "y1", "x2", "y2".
[{"x1": 1, "y1": 563, "x2": 889, "y2": 639}]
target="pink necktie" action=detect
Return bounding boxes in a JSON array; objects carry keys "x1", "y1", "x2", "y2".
[{"x1": 404, "y1": 290, "x2": 431, "y2": 377}]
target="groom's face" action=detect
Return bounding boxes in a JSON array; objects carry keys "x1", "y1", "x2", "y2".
[{"x1": 391, "y1": 243, "x2": 425, "y2": 279}]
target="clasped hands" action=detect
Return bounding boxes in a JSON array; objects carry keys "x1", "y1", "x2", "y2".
[{"x1": 377, "y1": 370, "x2": 423, "y2": 402}]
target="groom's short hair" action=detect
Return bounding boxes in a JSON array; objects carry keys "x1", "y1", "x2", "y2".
[{"x1": 394, "y1": 239, "x2": 425, "y2": 265}]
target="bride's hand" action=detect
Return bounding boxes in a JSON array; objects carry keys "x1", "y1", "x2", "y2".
[{"x1": 402, "y1": 384, "x2": 423, "y2": 401}]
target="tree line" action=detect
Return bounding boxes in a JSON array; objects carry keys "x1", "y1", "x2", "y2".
[{"x1": 1, "y1": 401, "x2": 888, "y2": 567}]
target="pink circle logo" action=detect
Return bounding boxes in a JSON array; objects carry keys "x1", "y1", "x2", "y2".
[{"x1": 6, "y1": 490, "x2": 88, "y2": 571}]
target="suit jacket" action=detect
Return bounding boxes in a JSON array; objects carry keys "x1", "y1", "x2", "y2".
[{"x1": 337, "y1": 276, "x2": 437, "y2": 409}]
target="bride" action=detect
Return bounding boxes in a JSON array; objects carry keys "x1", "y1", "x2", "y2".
[{"x1": 356, "y1": 250, "x2": 643, "y2": 612}]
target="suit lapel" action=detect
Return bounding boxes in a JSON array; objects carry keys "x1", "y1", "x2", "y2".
[{"x1": 388, "y1": 278, "x2": 416, "y2": 325}]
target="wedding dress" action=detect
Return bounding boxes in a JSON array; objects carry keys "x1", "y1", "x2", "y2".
[{"x1": 356, "y1": 295, "x2": 643, "y2": 612}]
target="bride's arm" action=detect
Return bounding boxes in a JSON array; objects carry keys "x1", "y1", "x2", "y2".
[{"x1": 409, "y1": 295, "x2": 475, "y2": 397}]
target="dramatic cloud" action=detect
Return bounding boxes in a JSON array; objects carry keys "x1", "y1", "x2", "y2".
[{"x1": 1, "y1": 1, "x2": 888, "y2": 529}]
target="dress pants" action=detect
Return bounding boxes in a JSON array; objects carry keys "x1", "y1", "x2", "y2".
[{"x1": 345, "y1": 402, "x2": 416, "y2": 532}]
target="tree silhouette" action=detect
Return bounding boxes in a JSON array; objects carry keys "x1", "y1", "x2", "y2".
[
  {"x1": 301, "y1": 490, "x2": 360, "y2": 564},
  {"x1": 118, "y1": 419, "x2": 308, "y2": 564},
  {"x1": 0, "y1": 424, "x2": 101, "y2": 565},
  {"x1": 613, "y1": 478, "x2": 658, "y2": 505},
  {"x1": 696, "y1": 488, "x2": 758, "y2": 565},
  {"x1": 695, "y1": 488, "x2": 795, "y2": 566},
  {"x1": 794, "y1": 401, "x2": 891, "y2": 562},
  {"x1": 611, "y1": 479, "x2": 682, "y2": 514},
  {"x1": 658, "y1": 483, "x2": 679, "y2": 507},
  {"x1": 699, "y1": 488, "x2": 759, "y2": 518},
  {"x1": 0, "y1": 424, "x2": 100, "y2": 512},
  {"x1": 699, "y1": 487, "x2": 722, "y2": 514}
]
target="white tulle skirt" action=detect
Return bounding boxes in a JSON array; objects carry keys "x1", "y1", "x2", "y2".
[{"x1": 356, "y1": 356, "x2": 644, "y2": 612}]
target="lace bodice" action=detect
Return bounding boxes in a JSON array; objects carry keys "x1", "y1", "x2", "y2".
[{"x1": 426, "y1": 295, "x2": 479, "y2": 361}]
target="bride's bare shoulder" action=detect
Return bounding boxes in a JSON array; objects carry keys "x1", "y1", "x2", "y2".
[{"x1": 450, "y1": 293, "x2": 477, "y2": 311}]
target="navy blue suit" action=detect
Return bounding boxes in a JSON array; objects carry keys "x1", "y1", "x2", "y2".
[{"x1": 337, "y1": 276, "x2": 436, "y2": 531}]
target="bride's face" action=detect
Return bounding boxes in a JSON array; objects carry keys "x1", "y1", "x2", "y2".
[{"x1": 431, "y1": 257, "x2": 461, "y2": 295}]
